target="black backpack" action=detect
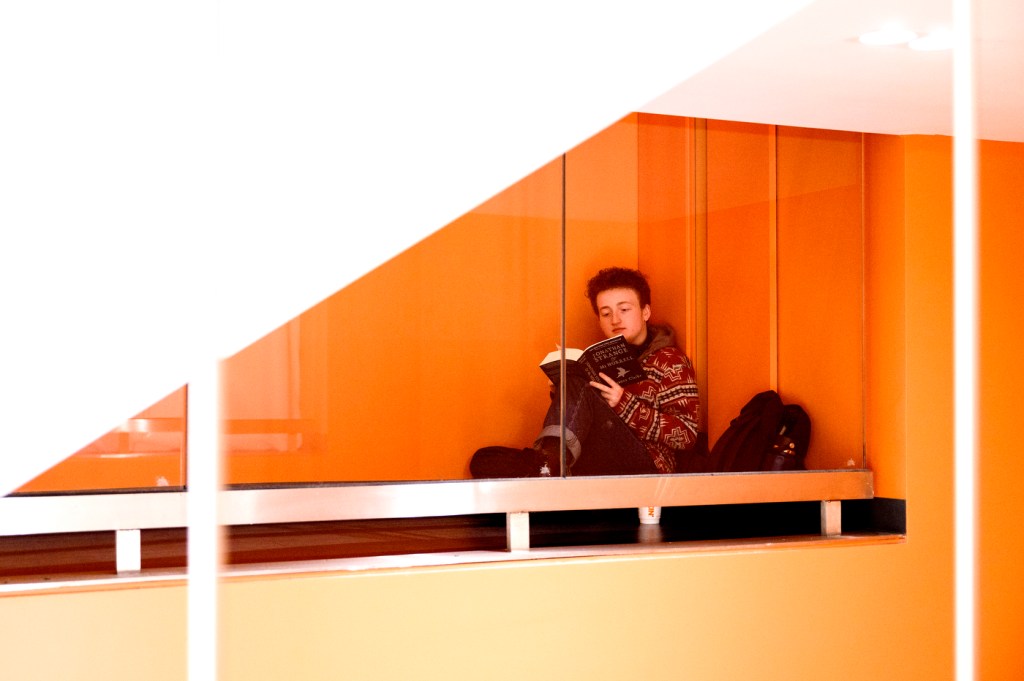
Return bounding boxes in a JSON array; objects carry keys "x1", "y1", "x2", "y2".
[{"x1": 709, "y1": 390, "x2": 811, "y2": 472}]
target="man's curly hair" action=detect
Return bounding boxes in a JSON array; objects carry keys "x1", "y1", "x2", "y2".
[{"x1": 585, "y1": 267, "x2": 651, "y2": 314}]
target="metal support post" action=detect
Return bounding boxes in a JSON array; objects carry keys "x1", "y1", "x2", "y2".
[
  {"x1": 820, "y1": 500, "x2": 842, "y2": 537},
  {"x1": 116, "y1": 528, "x2": 142, "y2": 573},
  {"x1": 506, "y1": 511, "x2": 530, "y2": 551}
]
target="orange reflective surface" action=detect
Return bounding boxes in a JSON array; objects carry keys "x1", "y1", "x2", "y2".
[
  {"x1": 705, "y1": 120, "x2": 773, "y2": 444},
  {"x1": 222, "y1": 113, "x2": 689, "y2": 484},
  {"x1": 977, "y1": 138, "x2": 1024, "y2": 678},
  {"x1": 16, "y1": 387, "x2": 186, "y2": 493},
  {"x1": 18, "y1": 114, "x2": 874, "y2": 489},
  {"x1": 776, "y1": 126, "x2": 864, "y2": 470}
]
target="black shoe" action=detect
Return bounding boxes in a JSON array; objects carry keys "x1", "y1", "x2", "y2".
[
  {"x1": 470, "y1": 446, "x2": 545, "y2": 479},
  {"x1": 535, "y1": 437, "x2": 566, "y2": 477}
]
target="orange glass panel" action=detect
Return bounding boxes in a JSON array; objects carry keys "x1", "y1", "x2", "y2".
[
  {"x1": 637, "y1": 113, "x2": 698, "y2": 355},
  {"x1": 565, "y1": 113, "x2": 641, "y2": 349},
  {"x1": 18, "y1": 115, "x2": 872, "y2": 490},
  {"x1": 222, "y1": 157, "x2": 565, "y2": 483},
  {"x1": 15, "y1": 386, "x2": 187, "y2": 493},
  {"x1": 564, "y1": 111, "x2": 698, "y2": 341},
  {"x1": 776, "y1": 126, "x2": 864, "y2": 469},
  {"x1": 222, "y1": 114, "x2": 698, "y2": 484},
  {"x1": 705, "y1": 120, "x2": 772, "y2": 444},
  {"x1": 863, "y1": 133, "x2": 908, "y2": 496}
]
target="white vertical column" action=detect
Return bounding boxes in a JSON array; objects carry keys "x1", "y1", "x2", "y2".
[
  {"x1": 953, "y1": 0, "x2": 978, "y2": 679},
  {"x1": 187, "y1": 364, "x2": 223, "y2": 680}
]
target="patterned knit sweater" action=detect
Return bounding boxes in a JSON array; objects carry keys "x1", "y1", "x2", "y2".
[{"x1": 612, "y1": 324, "x2": 700, "y2": 474}]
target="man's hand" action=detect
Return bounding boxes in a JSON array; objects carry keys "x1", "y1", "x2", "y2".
[{"x1": 590, "y1": 372, "x2": 624, "y2": 409}]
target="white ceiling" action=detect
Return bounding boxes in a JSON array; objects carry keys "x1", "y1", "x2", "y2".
[{"x1": 643, "y1": 0, "x2": 1024, "y2": 143}]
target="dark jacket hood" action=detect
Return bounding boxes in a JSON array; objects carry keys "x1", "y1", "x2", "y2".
[{"x1": 640, "y1": 323, "x2": 676, "y2": 360}]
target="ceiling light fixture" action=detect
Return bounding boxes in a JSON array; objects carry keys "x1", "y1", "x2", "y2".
[{"x1": 858, "y1": 24, "x2": 918, "y2": 47}]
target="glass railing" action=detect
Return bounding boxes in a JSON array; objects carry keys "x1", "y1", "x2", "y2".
[{"x1": 15, "y1": 113, "x2": 867, "y2": 494}]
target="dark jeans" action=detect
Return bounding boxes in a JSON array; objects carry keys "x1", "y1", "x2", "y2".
[{"x1": 538, "y1": 369, "x2": 658, "y2": 476}]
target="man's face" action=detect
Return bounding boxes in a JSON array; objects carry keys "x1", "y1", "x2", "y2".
[{"x1": 595, "y1": 287, "x2": 651, "y2": 345}]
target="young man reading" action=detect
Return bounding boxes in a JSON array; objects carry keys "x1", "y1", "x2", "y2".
[{"x1": 471, "y1": 267, "x2": 701, "y2": 477}]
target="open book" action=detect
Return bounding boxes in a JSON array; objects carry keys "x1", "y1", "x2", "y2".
[{"x1": 539, "y1": 335, "x2": 645, "y2": 386}]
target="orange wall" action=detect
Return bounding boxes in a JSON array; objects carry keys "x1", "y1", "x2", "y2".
[
  {"x1": 977, "y1": 138, "x2": 1024, "y2": 678},
  {"x1": 13, "y1": 134, "x2": 1024, "y2": 681},
  {"x1": 900, "y1": 134, "x2": 957, "y2": 670},
  {"x1": 864, "y1": 135, "x2": 908, "y2": 499}
]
